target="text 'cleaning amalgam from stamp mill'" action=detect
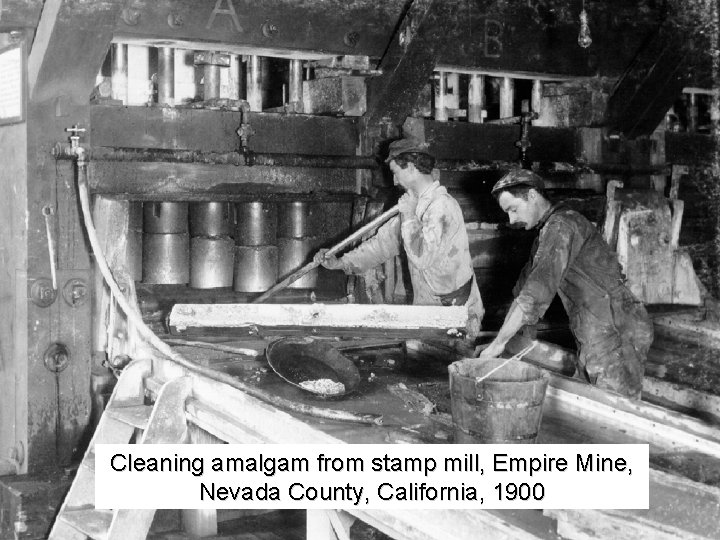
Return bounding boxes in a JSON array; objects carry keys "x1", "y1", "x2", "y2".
[{"x1": 95, "y1": 444, "x2": 648, "y2": 510}]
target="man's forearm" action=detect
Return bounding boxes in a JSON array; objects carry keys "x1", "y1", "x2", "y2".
[{"x1": 494, "y1": 301, "x2": 526, "y2": 348}]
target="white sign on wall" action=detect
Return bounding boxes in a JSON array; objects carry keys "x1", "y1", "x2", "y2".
[{"x1": 0, "y1": 41, "x2": 25, "y2": 125}]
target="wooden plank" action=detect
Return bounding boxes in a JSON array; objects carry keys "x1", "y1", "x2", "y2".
[
  {"x1": 654, "y1": 314, "x2": 720, "y2": 348},
  {"x1": 29, "y1": 0, "x2": 125, "y2": 103},
  {"x1": 88, "y1": 162, "x2": 357, "y2": 197},
  {"x1": 365, "y1": 0, "x2": 461, "y2": 126},
  {"x1": 169, "y1": 303, "x2": 468, "y2": 331},
  {"x1": 0, "y1": 0, "x2": 43, "y2": 32},
  {"x1": 605, "y1": 24, "x2": 692, "y2": 138},
  {"x1": 90, "y1": 107, "x2": 359, "y2": 156},
  {"x1": 349, "y1": 509, "x2": 544, "y2": 540},
  {"x1": 643, "y1": 377, "x2": 720, "y2": 425},
  {"x1": 547, "y1": 509, "x2": 704, "y2": 540},
  {"x1": 545, "y1": 378, "x2": 720, "y2": 458},
  {"x1": 150, "y1": 358, "x2": 343, "y2": 444},
  {"x1": 547, "y1": 469, "x2": 720, "y2": 540},
  {"x1": 402, "y1": 117, "x2": 576, "y2": 163}
]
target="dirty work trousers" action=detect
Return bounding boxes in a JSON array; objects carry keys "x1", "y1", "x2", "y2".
[{"x1": 572, "y1": 289, "x2": 654, "y2": 399}]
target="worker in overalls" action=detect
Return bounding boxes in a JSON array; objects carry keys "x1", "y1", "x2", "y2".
[
  {"x1": 477, "y1": 169, "x2": 653, "y2": 399},
  {"x1": 314, "y1": 137, "x2": 484, "y2": 338}
]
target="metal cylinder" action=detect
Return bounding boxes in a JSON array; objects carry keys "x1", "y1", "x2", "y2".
[
  {"x1": 247, "y1": 55, "x2": 262, "y2": 111},
  {"x1": 233, "y1": 245, "x2": 278, "y2": 292},
  {"x1": 190, "y1": 236, "x2": 234, "y2": 289},
  {"x1": 500, "y1": 76, "x2": 515, "y2": 119},
  {"x1": 111, "y1": 43, "x2": 128, "y2": 103},
  {"x1": 235, "y1": 201, "x2": 277, "y2": 245},
  {"x1": 143, "y1": 202, "x2": 188, "y2": 233},
  {"x1": 468, "y1": 74, "x2": 485, "y2": 123},
  {"x1": 223, "y1": 54, "x2": 241, "y2": 100},
  {"x1": 158, "y1": 47, "x2": 175, "y2": 106},
  {"x1": 142, "y1": 233, "x2": 189, "y2": 284},
  {"x1": 278, "y1": 201, "x2": 311, "y2": 239},
  {"x1": 531, "y1": 79, "x2": 543, "y2": 115},
  {"x1": 189, "y1": 202, "x2": 233, "y2": 237},
  {"x1": 289, "y1": 59, "x2": 303, "y2": 111},
  {"x1": 204, "y1": 63, "x2": 221, "y2": 100},
  {"x1": 277, "y1": 237, "x2": 318, "y2": 289},
  {"x1": 434, "y1": 71, "x2": 447, "y2": 121}
]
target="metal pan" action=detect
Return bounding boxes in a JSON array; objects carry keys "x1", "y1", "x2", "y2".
[{"x1": 265, "y1": 337, "x2": 361, "y2": 398}]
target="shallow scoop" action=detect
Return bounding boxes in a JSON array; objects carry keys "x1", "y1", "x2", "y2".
[{"x1": 265, "y1": 337, "x2": 361, "y2": 397}]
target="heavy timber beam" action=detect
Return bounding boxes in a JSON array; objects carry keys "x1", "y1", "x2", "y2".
[
  {"x1": 604, "y1": 24, "x2": 694, "y2": 139},
  {"x1": 21, "y1": 0, "x2": 125, "y2": 472},
  {"x1": 53, "y1": 147, "x2": 379, "y2": 169},
  {"x1": 365, "y1": 0, "x2": 461, "y2": 127},
  {"x1": 0, "y1": 0, "x2": 43, "y2": 32},
  {"x1": 88, "y1": 162, "x2": 357, "y2": 198},
  {"x1": 89, "y1": 106, "x2": 359, "y2": 156},
  {"x1": 30, "y1": 1, "x2": 125, "y2": 104},
  {"x1": 114, "y1": 0, "x2": 404, "y2": 58}
]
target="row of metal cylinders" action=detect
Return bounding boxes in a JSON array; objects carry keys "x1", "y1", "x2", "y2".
[
  {"x1": 131, "y1": 201, "x2": 323, "y2": 291},
  {"x1": 107, "y1": 43, "x2": 545, "y2": 121},
  {"x1": 108, "y1": 44, "x2": 302, "y2": 111}
]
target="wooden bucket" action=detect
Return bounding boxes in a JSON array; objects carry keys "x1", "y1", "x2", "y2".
[{"x1": 448, "y1": 357, "x2": 549, "y2": 444}]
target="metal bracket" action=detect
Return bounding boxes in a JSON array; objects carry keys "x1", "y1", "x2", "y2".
[
  {"x1": 43, "y1": 342, "x2": 70, "y2": 372},
  {"x1": 29, "y1": 278, "x2": 57, "y2": 307},
  {"x1": 62, "y1": 278, "x2": 89, "y2": 308}
]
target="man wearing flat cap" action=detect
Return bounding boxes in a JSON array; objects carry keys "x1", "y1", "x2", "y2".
[
  {"x1": 477, "y1": 168, "x2": 653, "y2": 399},
  {"x1": 315, "y1": 136, "x2": 484, "y2": 338}
]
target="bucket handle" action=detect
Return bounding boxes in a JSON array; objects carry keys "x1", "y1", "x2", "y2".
[{"x1": 474, "y1": 342, "x2": 538, "y2": 385}]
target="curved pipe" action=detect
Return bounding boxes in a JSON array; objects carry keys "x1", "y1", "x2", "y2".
[{"x1": 74, "y1": 148, "x2": 382, "y2": 426}]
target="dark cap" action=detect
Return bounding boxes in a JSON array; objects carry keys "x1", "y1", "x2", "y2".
[
  {"x1": 491, "y1": 169, "x2": 544, "y2": 195},
  {"x1": 385, "y1": 137, "x2": 431, "y2": 162}
]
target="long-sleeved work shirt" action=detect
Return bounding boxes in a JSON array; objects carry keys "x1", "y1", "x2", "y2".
[
  {"x1": 513, "y1": 203, "x2": 653, "y2": 397},
  {"x1": 339, "y1": 181, "x2": 484, "y2": 335}
]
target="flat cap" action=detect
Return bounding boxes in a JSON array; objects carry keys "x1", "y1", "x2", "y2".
[
  {"x1": 385, "y1": 137, "x2": 431, "y2": 162},
  {"x1": 491, "y1": 169, "x2": 544, "y2": 195}
]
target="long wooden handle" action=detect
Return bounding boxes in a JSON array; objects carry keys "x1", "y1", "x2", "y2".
[
  {"x1": 324, "y1": 204, "x2": 399, "y2": 257},
  {"x1": 253, "y1": 204, "x2": 399, "y2": 304}
]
